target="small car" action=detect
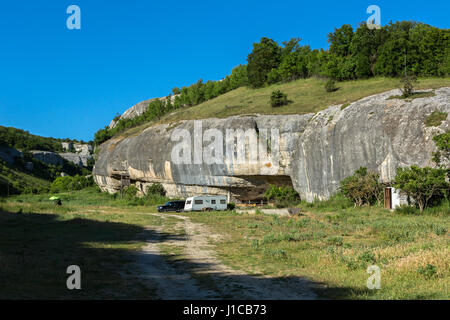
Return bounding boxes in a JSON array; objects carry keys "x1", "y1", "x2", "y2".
[{"x1": 157, "y1": 200, "x2": 185, "y2": 212}]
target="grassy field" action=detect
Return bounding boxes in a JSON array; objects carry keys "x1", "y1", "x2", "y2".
[
  {"x1": 0, "y1": 188, "x2": 166, "y2": 299},
  {"x1": 0, "y1": 189, "x2": 448, "y2": 299},
  {"x1": 185, "y1": 199, "x2": 449, "y2": 299},
  {"x1": 117, "y1": 77, "x2": 450, "y2": 138}
]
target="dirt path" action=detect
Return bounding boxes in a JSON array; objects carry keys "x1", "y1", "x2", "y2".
[{"x1": 131, "y1": 212, "x2": 317, "y2": 300}]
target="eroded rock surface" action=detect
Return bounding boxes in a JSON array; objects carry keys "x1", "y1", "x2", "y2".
[{"x1": 94, "y1": 88, "x2": 450, "y2": 202}]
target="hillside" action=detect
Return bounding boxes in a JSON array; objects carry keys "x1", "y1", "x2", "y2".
[
  {"x1": 114, "y1": 77, "x2": 450, "y2": 138},
  {"x1": 0, "y1": 127, "x2": 94, "y2": 195}
]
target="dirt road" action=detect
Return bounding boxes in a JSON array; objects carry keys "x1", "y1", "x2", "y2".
[{"x1": 130, "y1": 213, "x2": 317, "y2": 300}]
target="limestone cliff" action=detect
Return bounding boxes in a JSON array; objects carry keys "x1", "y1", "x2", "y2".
[{"x1": 93, "y1": 88, "x2": 450, "y2": 202}]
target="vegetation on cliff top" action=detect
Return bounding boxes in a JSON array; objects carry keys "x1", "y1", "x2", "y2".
[{"x1": 94, "y1": 21, "x2": 450, "y2": 145}]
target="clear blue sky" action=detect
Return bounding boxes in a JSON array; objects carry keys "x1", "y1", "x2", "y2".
[{"x1": 0, "y1": 0, "x2": 448, "y2": 141}]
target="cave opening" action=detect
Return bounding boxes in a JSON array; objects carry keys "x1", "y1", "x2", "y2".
[{"x1": 226, "y1": 175, "x2": 296, "y2": 203}]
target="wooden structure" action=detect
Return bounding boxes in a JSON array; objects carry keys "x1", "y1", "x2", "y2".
[
  {"x1": 384, "y1": 187, "x2": 392, "y2": 209},
  {"x1": 120, "y1": 174, "x2": 131, "y2": 198}
]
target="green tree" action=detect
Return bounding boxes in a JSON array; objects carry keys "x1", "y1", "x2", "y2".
[
  {"x1": 270, "y1": 90, "x2": 288, "y2": 107},
  {"x1": 432, "y1": 132, "x2": 450, "y2": 166},
  {"x1": 247, "y1": 37, "x2": 281, "y2": 88},
  {"x1": 394, "y1": 166, "x2": 449, "y2": 212},
  {"x1": 229, "y1": 65, "x2": 248, "y2": 89},
  {"x1": 328, "y1": 24, "x2": 354, "y2": 57},
  {"x1": 340, "y1": 167, "x2": 383, "y2": 206}
]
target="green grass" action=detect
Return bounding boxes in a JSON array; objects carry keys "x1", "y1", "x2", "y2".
[
  {"x1": 184, "y1": 202, "x2": 449, "y2": 299},
  {"x1": 387, "y1": 90, "x2": 436, "y2": 100},
  {"x1": 0, "y1": 189, "x2": 166, "y2": 299},
  {"x1": 0, "y1": 165, "x2": 51, "y2": 195},
  {"x1": 113, "y1": 77, "x2": 450, "y2": 139},
  {"x1": 425, "y1": 111, "x2": 448, "y2": 127},
  {"x1": 1, "y1": 189, "x2": 449, "y2": 299}
]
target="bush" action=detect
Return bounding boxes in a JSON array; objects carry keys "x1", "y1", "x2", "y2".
[
  {"x1": 50, "y1": 175, "x2": 93, "y2": 193},
  {"x1": 340, "y1": 167, "x2": 383, "y2": 206},
  {"x1": 324, "y1": 79, "x2": 337, "y2": 92},
  {"x1": 400, "y1": 74, "x2": 417, "y2": 98},
  {"x1": 417, "y1": 264, "x2": 437, "y2": 279},
  {"x1": 227, "y1": 202, "x2": 236, "y2": 211},
  {"x1": 394, "y1": 165, "x2": 449, "y2": 212},
  {"x1": 270, "y1": 90, "x2": 288, "y2": 107},
  {"x1": 123, "y1": 185, "x2": 139, "y2": 199},
  {"x1": 146, "y1": 183, "x2": 166, "y2": 196},
  {"x1": 264, "y1": 185, "x2": 300, "y2": 206},
  {"x1": 432, "y1": 132, "x2": 450, "y2": 165}
]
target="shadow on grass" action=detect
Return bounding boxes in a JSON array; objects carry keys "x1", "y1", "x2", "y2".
[{"x1": 0, "y1": 208, "x2": 368, "y2": 300}]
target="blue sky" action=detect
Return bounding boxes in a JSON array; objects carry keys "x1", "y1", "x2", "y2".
[{"x1": 0, "y1": 0, "x2": 448, "y2": 141}]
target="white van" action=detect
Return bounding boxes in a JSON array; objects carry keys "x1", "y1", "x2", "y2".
[{"x1": 184, "y1": 195, "x2": 228, "y2": 212}]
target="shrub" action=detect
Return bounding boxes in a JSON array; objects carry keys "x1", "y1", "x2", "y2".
[
  {"x1": 264, "y1": 185, "x2": 300, "y2": 206},
  {"x1": 270, "y1": 90, "x2": 288, "y2": 107},
  {"x1": 417, "y1": 264, "x2": 437, "y2": 279},
  {"x1": 340, "y1": 167, "x2": 383, "y2": 206},
  {"x1": 227, "y1": 202, "x2": 236, "y2": 211},
  {"x1": 123, "y1": 185, "x2": 139, "y2": 198},
  {"x1": 50, "y1": 175, "x2": 92, "y2": 193},
  {"x1": 358, "y1": 251, "x2": 376, "y2": 264},
  {"x1": 432, "y1": 132, "x2": 450, "y2": 165},
  {"x1": 399, "y1": 74, "x2": 417, "y2": 98},
  {"x1": 394, "y1": 165, "x2": 449, "y2": 212},
  {"x1": 146, "y1": 183, "x2": 166, "y2": 196},
  {"x1": 324, "y1": 79, "x2": 337, "y2": 92}
]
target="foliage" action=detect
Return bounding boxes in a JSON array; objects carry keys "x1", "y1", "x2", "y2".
[
  {"x1": 417, "y1": 264, "x2": 437, "y2": 279},
  {"x1": 324, "y1": 79, "x2": 337, "y2": 92},
  {"x1": 270, "y1": 90, "x2": 288, "y2": 107},
  {"x1": 432, "y1": 132, "x2": 450, "y2": 165},
  {"x1": 247, "y1": 37, "x2": 281, "y2": 88},
  {"x1": 264, "y1": 185, "x2": 300, "y2": 205},
  {"x1": 340, "y1": 167, "x2": 383, "y2": 206},
  {"x1": 123, "y1": 185, "x2": 139, "y2": 199},
  {"x1": 50, "y1": 175, "x2": 94, "y2": 193},
  {"x1": 400, "y1": 74, "x2": 417, "y2": 97},
  {"x1": 425, "y1": 111, "x2": 448, "y2": 127},
  {"x1": 394, "y1": 166, "x2": 449, "y2": 213},
  {"x1": 146, "y1": 183, "x2": 166, "y2": 196},
  {"x1": 0, "y1": 126, "x2": 86, "y2": 152}
]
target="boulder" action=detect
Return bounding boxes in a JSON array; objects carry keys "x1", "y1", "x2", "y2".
[{"x1": 94, "y1": 88, "x2": 450, "y2": 202}]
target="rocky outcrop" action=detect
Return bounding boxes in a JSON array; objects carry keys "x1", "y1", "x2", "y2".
[
  {"x1": 30, "y1": 151, "x2": 64, "y2": 166},
  {"x1": 0, "y1": 146, "x2": 23, "y2": 165},
  {"x1": 109, "y1": 95, "x2": 178, "y2": 129},
  {"x1": 31, "y1": 146, "x2": 93, "y2": 168},
  {"x1": 59, "y1": 152, "x2": 93, "y2": 167},
  {"x1": 94, "y1": 88, "x2": 450, "y2": 202}
]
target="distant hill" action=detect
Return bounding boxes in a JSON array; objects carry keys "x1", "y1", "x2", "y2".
[
  {"x1": 0, "y1": 126, "x2": 93, "y2": 196},
  {"x1": 0, "y1": 126, "x2": 89, "y2": 153}
]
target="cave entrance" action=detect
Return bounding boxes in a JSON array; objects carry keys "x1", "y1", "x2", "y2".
[{"x1": 227, "y1": 175, "x2": 295, "y2": 203}]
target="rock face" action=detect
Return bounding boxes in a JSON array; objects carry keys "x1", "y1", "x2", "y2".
[
  {"x1": 94, "y1": 88, "x2": 450, "y2": 202},
  {"x1": 0, "y1": 146, "x2": 23, "y2": 165},
  {"x1": 109, "y1": 95, "x2": 178, "y2": 129},
  {"x1": 30, "y1": 151, "x2": 64, "y2": 166},
  {"x1": 59, "y1": 152, "x2": 92, "y2": 167}
]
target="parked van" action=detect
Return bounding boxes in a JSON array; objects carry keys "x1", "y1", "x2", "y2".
[{"x1": 184, "y1": 195, "x2": 228, "y2": 212}]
